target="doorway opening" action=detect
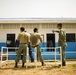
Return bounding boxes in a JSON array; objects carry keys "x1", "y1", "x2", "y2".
[
  {"x1": 46, "y1": 33, "x2": 55, "y2": 51},
  {"x1": 6, "y1": 34, "x2": 15, "y2": 51}
]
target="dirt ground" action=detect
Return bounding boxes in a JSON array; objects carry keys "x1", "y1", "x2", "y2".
[{"x1": 0, "y1": 61, "x2": 76, "y2": 75}]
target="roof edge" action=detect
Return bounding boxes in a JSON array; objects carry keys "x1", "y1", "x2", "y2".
[{"x1": 0, "y1": 18, "x2": 76, "y2": 20}]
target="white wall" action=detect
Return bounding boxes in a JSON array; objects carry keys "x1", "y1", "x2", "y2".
[{"x1": 0, "y1": 28, "x2": 76, "y2": 43}]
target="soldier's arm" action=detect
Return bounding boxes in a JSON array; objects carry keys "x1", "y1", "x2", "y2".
[
  {"x1": 54, "y1": 30, "x2": 59, "y2": 33},
  {"x1": 40, "y1": 37, "x2": 43, "y2": 42},
  {"x1": 39, "y1": 34, "x2": 43, "y2": 42},
  {"x1": 27, "y1": 35, "x2": 30, "y2": 43},
  {"x1": 28, "y1": 34, "x2": 30, "y2": 43},
  {"x1": 60, "y1": 31, "x2": 66, "y2": 42}
]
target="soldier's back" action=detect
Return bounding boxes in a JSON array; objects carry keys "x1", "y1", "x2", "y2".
[{"x1": 30, "y1": 33, "x2": 40, "y2": 46}]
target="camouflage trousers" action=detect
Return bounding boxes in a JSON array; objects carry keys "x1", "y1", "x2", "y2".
[
  {"x1": 15, "y1": 44, "x2": 27, "y2": 63},
  {"x1": 33, "y1": 45, "x2": 43, "y2": 62},
  {"x1": 59, "y1": 46, "x2": 66, "y2": 64}
]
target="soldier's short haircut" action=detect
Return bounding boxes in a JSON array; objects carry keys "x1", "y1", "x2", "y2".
[
  {"x1": 20, "y1": 27, "x2": 25, "y2": 31},
  {"x1": 34, "y1": 28, "x2": 38, "y2": 32},
  {"x1": 57, "y1": 23, "x2": 62, "y2": 28}
]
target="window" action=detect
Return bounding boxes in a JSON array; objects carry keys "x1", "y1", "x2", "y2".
[{"x1": 66, "y1": 33, "x2": 75, "y2": 42}]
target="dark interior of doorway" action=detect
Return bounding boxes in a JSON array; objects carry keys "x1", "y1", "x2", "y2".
[
  {"x1": 6, "y1": 34, "x2": 15, "y2": 51},
  {"x1": 46, "y1": 33, "x2": 55, "y2": 51}
]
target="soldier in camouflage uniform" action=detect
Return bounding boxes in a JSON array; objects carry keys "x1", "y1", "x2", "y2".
[
  {"x1": 14, "y1": 27, "x2": 29, "y2": 68},
  {"x1": 54, "y1": 23, "x2": 66, "y2": 66},
  {"x1": 30, "y1": 28, "x2": 45, "y2": 66}
]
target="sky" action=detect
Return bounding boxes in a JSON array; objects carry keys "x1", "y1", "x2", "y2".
[{"x1": 0, "y1": 0, "x2": 76, "y2": 18}]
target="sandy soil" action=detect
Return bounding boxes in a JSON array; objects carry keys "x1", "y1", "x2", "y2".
[{"x1": 0, "y1": 61, "x2": 76, "y2": 75}]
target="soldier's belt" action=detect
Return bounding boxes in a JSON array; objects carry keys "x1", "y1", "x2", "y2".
[
  {"x1": 20, "y1": 43, "x2": 27, "y2": 44},
  {"x1": 32, "y1": 45, "x2": 39, "y2": 48}
]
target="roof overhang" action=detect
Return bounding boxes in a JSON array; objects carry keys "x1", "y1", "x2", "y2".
[{"x1": 0, "y1": 18, "x2": 76, "y2": 23}]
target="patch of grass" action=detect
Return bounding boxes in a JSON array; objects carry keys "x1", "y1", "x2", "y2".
[{"x1": 72, "y1": 64, "x2": 76, "y2": 68}]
